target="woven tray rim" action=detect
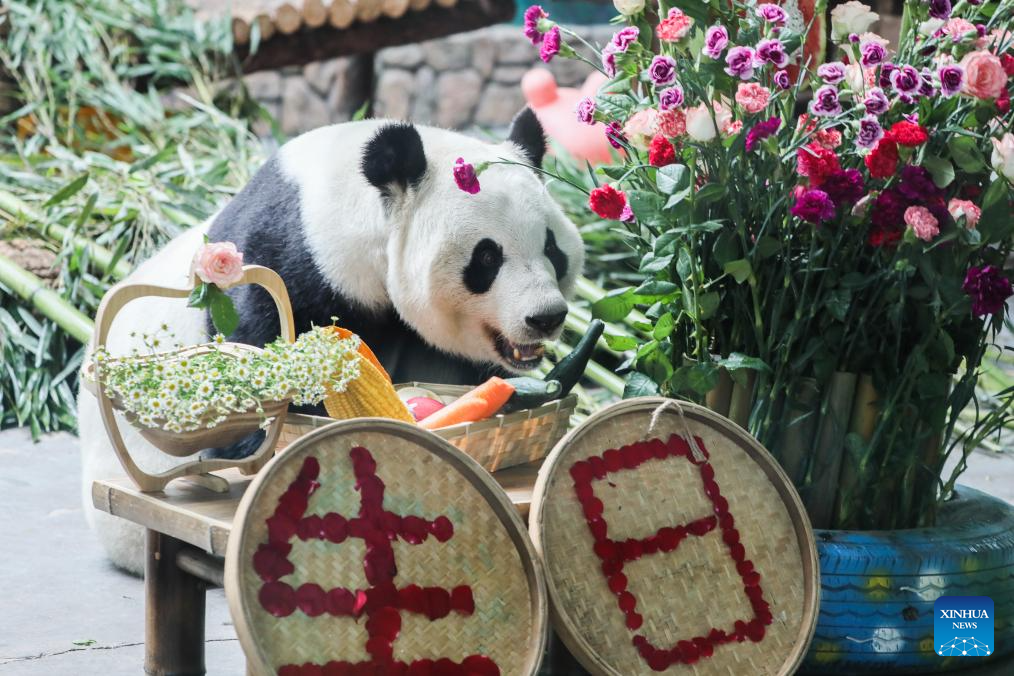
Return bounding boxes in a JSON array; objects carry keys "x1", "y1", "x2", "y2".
[
  {"x1": 225, "y1": 417, "x2": 550, "y2": 676},
  {"x1": 528, "y1": 397, "x2": 820, "y2": 676}
]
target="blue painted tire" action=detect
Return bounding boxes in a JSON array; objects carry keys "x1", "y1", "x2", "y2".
[{"x1": 802, "y1": 486, "x2": 1014, "y2": 674}]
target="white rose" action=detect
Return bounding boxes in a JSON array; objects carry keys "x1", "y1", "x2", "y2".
[
  {"x1": 844, "y1": 63, "x2": 867, "y2": 91},
  {"x1": 830, "y1": 1, "x2": 879, "y2": 43},
  {"x1": 919, "y1": 18, "x2": 945, "y2": 37},
  {"x1": 992, "y1": 133, "x2": 1014, "y2": 183},
  {"x1": 613, "y1": 0, "x2": 645, "y2": 16},
  {"x1": 685, "y1": 105, "x2": 717, "y2": 142}
]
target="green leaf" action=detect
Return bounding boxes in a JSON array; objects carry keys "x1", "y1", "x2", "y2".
[
  {"x1": 695, "y1": 183, "x2": 727, "y2": 206},
  {"x1": 623, "y1": 371, "x2": 660, "y2": 398},
  {"x1": 698, "y1": 291, "x2": 720, "y2": 319},
  {"x1": 656, "y1": 164, "x2": 689, "y2": 195},
  {"x1": 652, "y1": 312, "x2": 675, "y2": 340},
  {"x1": 639, "y1": 253, "x2": 673, "y2": 274},
  {"x1": 642, "y1": 348, "x2": 674, "y2": 385},
  {"x1": 978, "y1": 179, "x2": 1013, "y2": 241},
  {"x1": 723, "y1": 259, "x2": 752, "y2": 284},
  {"x1": 627, "y1": 190, "x2": 666, "y2": 226},
  {"x1": 128, "y1": 144, "x2": 177, "y2": 174},
  {"x1": 186, "y1": 283, "x2": 209, "y2": 309},
  {"x1": 825, "y1": 288, "x2": 852, "y2": 322},
  {"x1": 718, "y1": 353, "x2": 770, "y2": 373},
  {"x1": 672, "y1": 362, "x2": 720, "y2": 395},
  {"x1": 604, "y1": 333, "x2": 638, "y2": 351},
  {"x1": 591, "y1": 287, "x2": 637, "y2": 322},
  {"x1": 44, "y1": 173, "x2": 89, "y2": 207},
  {"x1": 634, "y1": 280, "x2": 679, "y2": 297},
  {"x1": 207, "y1": 286, "x2": 239, "y2": 336},
  {"x1": 754, "y1": 236, "x2": 781, "y2": 259},
  {"x1": 948, "y1": 136, "x2": 986, "y2": 173},
  {"x1": 922, "y1": 156, "x2": 955, "y2": 188}
]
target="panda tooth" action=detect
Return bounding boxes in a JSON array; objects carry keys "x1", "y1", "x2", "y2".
[
  {"x1": 513, "y1": 347, "x2": 522, "y2": 361},
  {"x1": 534, "y1": 345, "x2": 545, "y2": 357}
]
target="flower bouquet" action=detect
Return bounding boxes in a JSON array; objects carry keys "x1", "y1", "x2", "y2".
[{"x1": 518, "y1": 0, "x2": 1014, "y2": 529}]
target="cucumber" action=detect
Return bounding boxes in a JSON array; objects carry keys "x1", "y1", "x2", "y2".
[
  {"x1": 544, "y1": 319, "x2": 605, "y2": 396},
  {"x1": 500, "y1": 377, "x2": 562, "y2": 413}
]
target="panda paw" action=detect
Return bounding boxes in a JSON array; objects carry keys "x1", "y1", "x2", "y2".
[{"x1": 202, "y1": 430, "x2": 266, "y2": 460}]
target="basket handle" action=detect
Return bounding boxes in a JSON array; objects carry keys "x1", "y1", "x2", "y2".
[{"x1": 92, "y1": 264, "x2": 295, "y2": 350}]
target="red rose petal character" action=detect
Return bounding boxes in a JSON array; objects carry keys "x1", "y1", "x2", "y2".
[
  {"x1": 259, "y1": 581, "x2": 296, "y2": 617},
  {"x1": 296, "y1": 583, "x2": 327, "y2": 617},
  {"x1": 450, "y1": 585, "x2": 475, "y2": 615},
  {"x1": 430, "y1": 516, "x2": 454, "y2": 542}
]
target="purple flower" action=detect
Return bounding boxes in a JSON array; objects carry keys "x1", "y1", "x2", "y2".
[
  {"x1": 540, "y1": 26, "x2": 561, "y2": 63},
  {"x1": 605, "y1": 121, "x2": 625, "y2": 149},
  {"x1": 879, "y1": 63, "x2": 898, "y2": 89},
  {"x1": 453, "y1": 157, "x2": 480, "y2": 194},
  {"x1": 848, "y1": 33, "x2": 861, "y2": 44},
  {"x1": 810, "y1": 85, "x2": 842, "y2": 116},
  {"x1": 754, "y1": 39, "x2": 788, "y2": 68},
  {"x1": 703, "y1": 25, "x2": 729, "y2": 59},
  {"x1": 774, "y1": 69, "x2": 791, "y2": 90},
  {"x1": 523, "y1": 5, "x2": 548, "y2": 45},
  {"x1": 611, "y1": 26, "x2": 640, "y2": 52},
  {"x1": 791, "y1": 188, "x2": 836, "y2": 223},
  {"x1": 575, "y1": 97, "x2": 596, "y2": 125},
  {"x1": 658, "y1": 85, "x2": 685, "y2": 111},
  {"x1": 963, "y1": 266, "x2": 1013, "y2": 317},
  {"x1": 822, "y1": 169, "x2": 865, "y2": 206},
  {"x1": 929, "y1": 0, "x2": 952, "y2": 20},
  {"x1": 856, "y1": 115, "x2": 884, "y2": 149},
  {"x1": 918, "y1": 68, "x2": 937, "y2": 97},
  {"x1": 863, "y1": 87, "x2": 890, "y2": 116},
  {"x1": 745, "y1": 117, "x2": 781, "y2": 152},
  {"x1": 871, "y1": 188, "x2": 908, "y2": 229},
  {"x1": 898, "y1": 165, "x2": 942, "y2": 202},
  {"x1": 725, "y1": 46, "x2": 757, "y2": 80},
  {"x1": 601, "y1": 44, "x2": 618, "y2": 77},
  {"x1": 899, "y1": 92, "x2": 918, "y2": 105},
  {"x1": 938, "y1": 64, "x2": 964, "y2": 97},
  {"x1": 649, "y1": 55, "x2": 678, "y2": 86},
  {"x1": 860, "y1": 41, "x2": 887, "y2": 67},
  {"x1": 620, "y1": 203, "x2": 635, "y2": 223},
  {"x1": 755, "y1": 3, "x2": 787, "y2": 24},
  {"x1": 818, "y1": 62, "x2": 847, "y2": 85},
  {"x1": 890, "y1": 65, "x2": 920, "y2": 93}
]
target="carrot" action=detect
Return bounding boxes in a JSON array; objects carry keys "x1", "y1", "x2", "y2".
[
  {"x1": 419, "y1": 377, "x2": 516, "y2": 430},
  {"x1": 329, "y1": 326, "x2": 390, "y2": 382}
]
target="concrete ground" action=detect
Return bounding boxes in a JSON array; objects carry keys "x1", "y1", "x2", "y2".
[{"x1": 0, "y1": 427, "x2": 1011, "y2": 675}]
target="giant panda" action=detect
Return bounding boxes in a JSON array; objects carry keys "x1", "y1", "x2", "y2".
[{"x1": 78, "y1": 109, "x2": 585, "y2": 573}]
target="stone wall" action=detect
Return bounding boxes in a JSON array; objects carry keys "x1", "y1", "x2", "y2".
[{"x1": 244, "y1": 24, "x2": 612, "y2": 136}]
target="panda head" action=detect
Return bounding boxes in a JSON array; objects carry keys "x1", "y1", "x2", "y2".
[{"x1": 361, "y1": 109, "x2": 585, "y2": 373}]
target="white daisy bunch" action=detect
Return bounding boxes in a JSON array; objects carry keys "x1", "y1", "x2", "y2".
[{"x1": 92, "y1": 324, "x2": 361, "y2": 432}]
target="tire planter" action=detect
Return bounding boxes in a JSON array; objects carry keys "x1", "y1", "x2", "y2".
[{"x1": 802, "y1": 486, "x2": 1014, "y2": 674}]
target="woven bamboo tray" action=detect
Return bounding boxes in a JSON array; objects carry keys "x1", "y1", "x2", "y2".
[
  {"x1": 225, "y1": 418, "x2": 548, "y2": 675},
  {"x1": 277, "y1": 382, "x2": 577, "y2": 473},
  {"x1": 529, "y1": 397, "x2": 819, "y2": 676}
]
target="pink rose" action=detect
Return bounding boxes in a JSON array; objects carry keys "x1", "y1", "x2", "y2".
[
  {"x1": 960, "y1": 50, "x2": 1007, "y2": 99},
  {"x1": 193, "y1": 241, "x2": 244, "y2": 287},
  {"x1": 947, "y1": 199, "x2": 982, "y2": 228},
  {"x1": 735, "y1": 83, "x2": 771, "y2": 114},
  {"x1": 622, "y1": 108, "x2": 660, "y2": 149},
  {"x1": 904, "y1": 206, "x2": 940, "y2": 242}
]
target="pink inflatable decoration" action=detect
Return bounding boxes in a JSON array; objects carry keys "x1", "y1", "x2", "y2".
[{"x1": 521, "y1": 68, "x2": 614, "y2": 165}]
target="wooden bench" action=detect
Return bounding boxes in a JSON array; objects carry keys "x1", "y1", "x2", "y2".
[{"x1": 91, "y1": 461, "x2": 541, "y2": 675}]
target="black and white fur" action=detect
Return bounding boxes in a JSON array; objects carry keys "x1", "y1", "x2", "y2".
[{"x1": 78, "y1": 110, "x2": 585, "y2": 573}]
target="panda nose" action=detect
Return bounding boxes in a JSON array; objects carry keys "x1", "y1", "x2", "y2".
[{"x1": 526, "y1": 310, "x2": 567, "y2": 336}]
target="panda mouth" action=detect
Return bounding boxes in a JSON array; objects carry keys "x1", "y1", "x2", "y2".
[{"x1": 488, "y1": 327, "x2": 545, "y2": 370}]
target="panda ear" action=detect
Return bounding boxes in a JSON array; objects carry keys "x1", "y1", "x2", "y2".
[
  {"x1": 506, "y1": 107, "x2": 546, "y2": 169},
  {"x1": 361, "y1": 122, "x2": 427, "y2": 197}
]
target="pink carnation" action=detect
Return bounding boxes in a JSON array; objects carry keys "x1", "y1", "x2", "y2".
[
  {"x1": 947, "y1": 199, "x2": 982, "y2": 228},
  {"x1": 904, "y1": 206, "x2": 940, "y2": 241},
  {"x1": 735, "y1": 82, "x2": 771, "y2": 114},
  {"x1": 656, "y1": 8, "x2": 694, "y2": 42},
  {"x1": 623, "y1": 108, "x2": 660, "y2": 149},
  {"x1": 193, "y1": 242, "x2": 244, "y2": 287},
  {"x1": 943, "y1": 18, "x2": 977, "y2": 41},
  {"x1": 657, "y1": 108, "x2": 687, "y2": 137}
]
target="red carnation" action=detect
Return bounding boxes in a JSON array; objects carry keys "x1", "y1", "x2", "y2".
[
  {"x1": 888, "y1": 120, "x2": 929, "y2": 147},
  {"x1": 648, "y1": 135, "x2": 677, "y2": 167},
  {"x1": 865, "y1": 138, "x2": 899, "y2": 179},
  {"x1": 796, "y1": 142, "x2": 841, "y2": 186},
  {"x1": 997, "y1": 87, "x2": 1010, "y2": 116},
  {"x1": 588, "y1": 184, "x2": 628, "y2": 220},
  {"x1": 1002, "y1": 54, "x2": 1014, "y2": 77}
]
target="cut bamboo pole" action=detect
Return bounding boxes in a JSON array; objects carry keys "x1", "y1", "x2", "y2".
[
  {"x1": 832, "y1": 374, "x2": 878, "y2": 525},
  {"x1": 329, "y1": 0, "x2": 356, "y2": 28},
  {"x1": 705, "y1": 367, "x2": 733, "y2": 417},
  {"x1": 409, "y1": 0, "x2": 430, "y2": 9},
  {"x1": 776, "y1": 378, "x2": 820, "y2": 486},
  {"x1": 232, "y1": 15, "x2": 252, "y2": 45},
  {"x1": 253, "y1": 13, "x2": 276, "y2": 41},
  {"x1": 381, "y1": 0, "x2": 411, "y2": 19},
  {"x1": 274, "y1": 3, "x2": 302, "y2": 34},
  {"x1": 0, "y1": 253, "x2": 94, "y2": 343},
  {"x1": 302, "y1": 0, "x2": 328, "y2": 27},
  {"x1": 727, "y1": 370, "x2": 757, "y2": 429},
  {"x1": 805, "y1": 371, "x2": 858, "y2": 528},
  {"x1": 0, "y1": 190, "x2": 131, "y2": 280},
  {"x1": 355, "y1": 0, "x2": 384, "y2": 22}
]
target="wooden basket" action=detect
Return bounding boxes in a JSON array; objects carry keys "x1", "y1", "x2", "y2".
[
  {"x1": 277, "y1": 382, "x2": 577, "y2": 473},
  {"x1": 225, "y1": 418, "x2": 548, "y2": 675},
  {"x1": 529, "y1": 397, "x2": 819, "y2": 676},
  {"x1": 83, "y1": 265, "x2": 295, "y2": 492}
]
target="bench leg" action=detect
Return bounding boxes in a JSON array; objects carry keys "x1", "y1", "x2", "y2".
[{"x1": 145, "y1": 530, "x2": 207, "y2": 676}]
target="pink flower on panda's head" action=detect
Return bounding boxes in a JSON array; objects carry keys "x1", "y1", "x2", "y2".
[{"x1": 193, "y1": 242, "x2": 244, "y2": 287}]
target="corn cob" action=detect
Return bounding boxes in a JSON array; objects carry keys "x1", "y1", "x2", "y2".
[{"x1": 324, "y1": 354, "x2": 414, "y2": 422}]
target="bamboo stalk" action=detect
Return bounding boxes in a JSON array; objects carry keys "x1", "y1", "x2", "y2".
[
  {"x1": 705, "y1": 367, "x2": 733, "y2": 417},
  {"x1": 727, "y1": 370, "x2": 757, "y2": 429},
  {"x1": 0, "y1": 253, "x2": 94, "y2": 343},
  {"x1": 274, "y1": 3, "x2": 302, "y2": 34},
  {"x1": 0, "y1": 190, "x2": 131, "y2": 280},
  {"x1": 834, "y1": 373, "x2": 879, "y2": 524},
  {"x1": 302, "y1": 0, "x2": 328, "y2": 27},
  {"x1": 329, "y1": 0, "x2": 356, "y2": 29},
  {"x1": 805, "y1": 371, "x2": 858, "y2": 529},
  {"x1": 775, "y1": 378, "x2": 820, "y2": 486}
]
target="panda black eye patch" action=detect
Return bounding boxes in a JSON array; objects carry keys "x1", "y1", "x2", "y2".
[
  {"x1": 544, "y1": 228, "x2": 568, "y2": 281},
  {"x1": 463, "y1": 239, "x2": 504, "y2": 294}
]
